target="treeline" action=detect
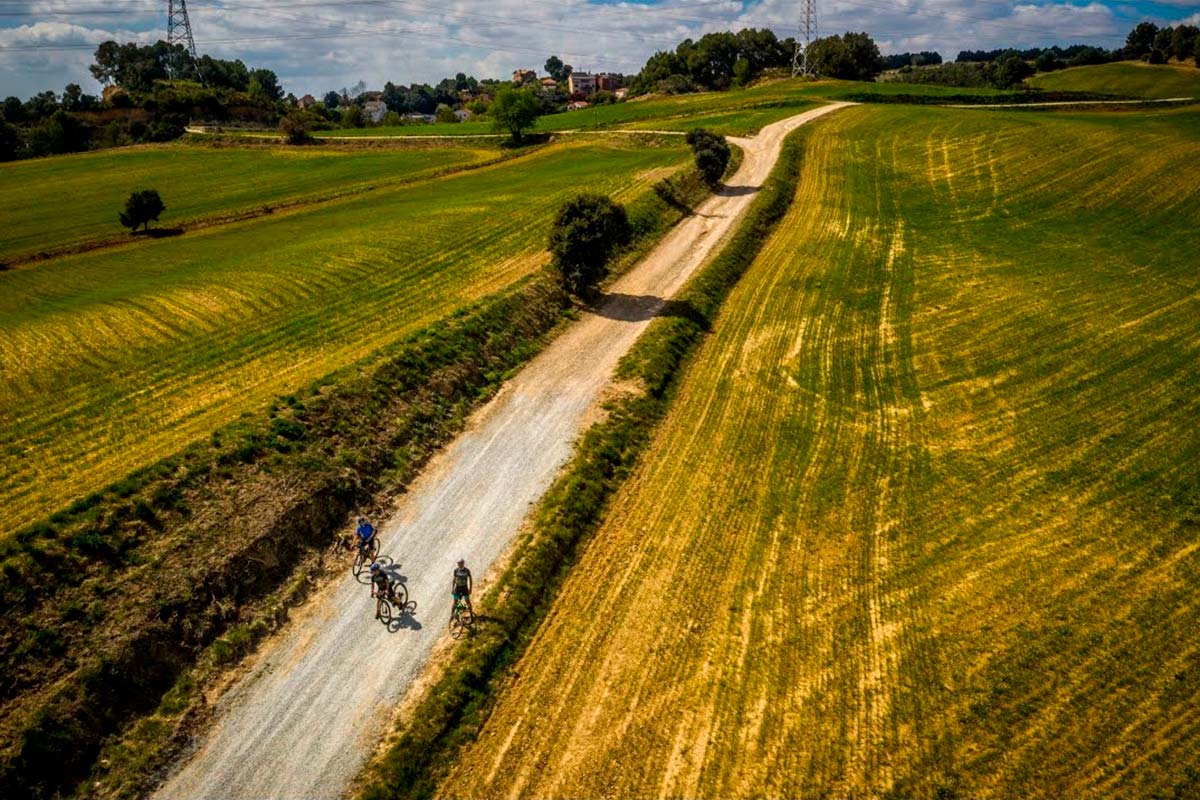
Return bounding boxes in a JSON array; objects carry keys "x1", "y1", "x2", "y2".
[
  {"x1": 0, "y1": 41, "x2": 286, "y2": 161},
  {"x1": 889, "y1": 20, "x2": 1199, "y2": 90},
  {"x1": 883, "y1": 51, "x2": 943, "y2": 69},
  {"x1": 631, "y1": 28, "x2": 795, "y2": 94}
]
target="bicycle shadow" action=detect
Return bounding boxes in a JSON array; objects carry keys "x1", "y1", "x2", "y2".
[{"x1": 387, "y1": 604, "x2": 422, "y2": 633}]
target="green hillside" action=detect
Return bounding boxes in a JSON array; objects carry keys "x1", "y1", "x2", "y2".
[
  {"x1": 0, "y1": 143, "x2": 494, "y2": 263},
  {"x1": 1029, "y1": 60, "x2": 1200, "y2": 98}
]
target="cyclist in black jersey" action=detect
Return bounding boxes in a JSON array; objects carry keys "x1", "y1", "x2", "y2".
[{"x1": 450, "y1": 559, "x2": 473, "y2": 620}]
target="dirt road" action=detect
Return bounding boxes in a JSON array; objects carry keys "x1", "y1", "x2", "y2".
[{"x1": 154, "y1": 102, "x2": 850, "y2": 800}]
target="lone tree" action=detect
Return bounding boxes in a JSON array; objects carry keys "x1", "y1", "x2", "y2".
[
  {"x1": 549, "y1": 193, "x2": 632, "y2": 295},
  {"x1": 686, "y1": 128, "x2": 731, "y2": 186},
  {"x1": 490, "y1": 85, "x2": 541, "y2": 144},
  {"x1": 119, "y1": 189, "x2": 165, "y2": 232}
]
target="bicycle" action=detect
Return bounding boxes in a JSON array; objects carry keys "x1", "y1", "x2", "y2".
[
  {"x1": 449, "y1": 595, "x2": 474, "y2": 639},
  {"x1": 352, "y1": 536, "x2": 380, "y2": 577},
  {"x1": 375, "y1": 579, "x2": 416, "y2": 625}
]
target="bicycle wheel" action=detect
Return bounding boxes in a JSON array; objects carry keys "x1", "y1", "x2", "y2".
[
  {"x1": 352, "y1": 549, "x2": 367, "y2": 577},
  {"x1": 377, "y1": 597, "x2": 392, "y2": 625},
  {"x1": 389, "y1": 582, "x2": 408, "y2": 610},
  {"x1": 450, "y1": 607, "x2": 473, "y2": 639}
]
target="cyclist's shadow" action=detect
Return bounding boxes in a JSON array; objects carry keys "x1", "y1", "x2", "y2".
[{"x1": 379, "y1": 557, "x2": 422, "y2": 634}]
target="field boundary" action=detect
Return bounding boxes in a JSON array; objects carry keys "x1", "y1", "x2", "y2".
[{"x1": 357, "y1": 124, "x2": 812, "y2": 800}]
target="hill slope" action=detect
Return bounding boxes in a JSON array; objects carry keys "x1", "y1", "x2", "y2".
[
  {"x1": 439, "y1": 104, "x2": 1200, "y2": 798},
  {"x1": 1028, "y1": 60, "x2": 1200, "y2": 98}
]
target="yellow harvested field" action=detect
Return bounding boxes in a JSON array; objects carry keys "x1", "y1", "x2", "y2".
[{"x1": 439, "y1": 105, "x2": 1200, "y2": 798}]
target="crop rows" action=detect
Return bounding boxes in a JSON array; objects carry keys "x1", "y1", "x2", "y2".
[
  {"x1": 0, "y1": 138, "x2": 689, "y2": 534},
  {"x1": 440, "y1": 104, "x2": 1200, "y2": 798}
]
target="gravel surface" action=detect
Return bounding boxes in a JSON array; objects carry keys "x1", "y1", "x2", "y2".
[{"x1": 153, "y1": 103, "x2": 850, "y2": 800}]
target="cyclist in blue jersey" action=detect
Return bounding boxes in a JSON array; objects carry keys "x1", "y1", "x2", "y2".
[{"x1": 356, "y1": 517, "x2": 377, "y2": 558}]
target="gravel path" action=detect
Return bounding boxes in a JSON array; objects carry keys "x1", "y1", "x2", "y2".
[{"x1": 154, "y1": 102, "x2": 851, "y2": 800}]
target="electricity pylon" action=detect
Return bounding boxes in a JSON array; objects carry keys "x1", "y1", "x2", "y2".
[
  {"x1": 791, "y1": 0, "x2": 818, "y2": 77},
  {"x1": 167, "y1": 0, "x2": 201, "y2": 78}
]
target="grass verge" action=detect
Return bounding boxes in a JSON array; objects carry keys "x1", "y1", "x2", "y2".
[{"x1": 357, "y1": 128, "x2": 805, "y2": 800}]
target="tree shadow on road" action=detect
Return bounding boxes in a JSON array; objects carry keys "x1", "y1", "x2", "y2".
[
  {"x1": 590, "y1": 292, "x2": 708, "y2": 328},
  {"x1": 717, "y1": 184, "x2": 757, "y2": 197}
]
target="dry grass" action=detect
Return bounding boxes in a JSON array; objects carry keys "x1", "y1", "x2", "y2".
[{"x1": 438, "y1": 104, "x2": 1200, "y2": 798}]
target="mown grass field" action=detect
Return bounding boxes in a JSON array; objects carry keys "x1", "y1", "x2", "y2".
[
  {"x1": 1028, "y1": 60, "x2": 1200, "y2": 98},
  {"x1": 0, "y1": 137, "x2": 690, "y2": 536},
  {"x1": 0, "y1": 143, "x2": 494, "y2": 263},
  {"x1": 439, "y1": 104, "x2": 1200, "y2": 798}
]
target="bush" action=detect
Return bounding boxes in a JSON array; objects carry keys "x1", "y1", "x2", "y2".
[
  {"x1": 118, "y1": 189, "x2": 165, "y2": 232},
  {"x1": 686, "y1": 128, "x2": 731, "y2": 186},
  {"x1": 549, "y1": 193, "x2": 632, "y2": 295},
  {"x1": 278, "y1": 111, "x2": 312, "y2": 144}
]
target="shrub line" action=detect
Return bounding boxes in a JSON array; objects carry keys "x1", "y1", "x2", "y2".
[{"x1": 357, "y1": 126, "x2": 809, "y2": 800}]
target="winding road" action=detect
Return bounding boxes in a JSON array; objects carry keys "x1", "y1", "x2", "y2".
[{"x1": 154, "y1": 102, "x2": 850, "y2": 800}]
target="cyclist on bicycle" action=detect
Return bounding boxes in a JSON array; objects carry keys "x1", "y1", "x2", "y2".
[
  {"x1": 369, "y1": 562, "x2": 391, "y2": 618},
  {"x1": 356, "y1": 517, "x2": 377, "y2": 558},
  {"x1": 451, "y1": 559, "x2": 473, "y2": 620}
]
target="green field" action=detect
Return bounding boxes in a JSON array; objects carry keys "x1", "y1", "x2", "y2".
[
  {"x1": 0, "y1": 137, "x2": 690, "y2": 535},
  {"x1": 441, "y1": 104, "x2": 1200, "y2": 798},
  {"x1": 0, "y1": 143, "x2": 495, "y2": 263},
  {"x1": 1028, "y1": 60, "x2": 1200, "y2": 98},
  {"x1": 315, "y1": 78, "x2": 1012, "y2": 141}
]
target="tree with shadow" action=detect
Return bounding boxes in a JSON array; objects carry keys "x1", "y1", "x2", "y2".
[
  {"x1": 119, "y1": 189, "x2": 165, "y2": 233},
  {"x1": 549, "y1": 193, "x2": 632, "y2": 295},
  {"x1": 687, "y1": 128, "x2": 731, "y2": 186}
]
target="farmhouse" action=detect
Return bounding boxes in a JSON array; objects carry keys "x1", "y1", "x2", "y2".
[
  {"x1": 362, "y1": 99, "x2": 388, "y2": 123},
  {"x1": 512, "y1": 68, "x2": 537, "y2": 84},
  {"x1": 567, "y1": 72, "x2": 595, "y2": 95},
  {"x1": 567, "y1": 72, "x2": 621, "y2": 97}
]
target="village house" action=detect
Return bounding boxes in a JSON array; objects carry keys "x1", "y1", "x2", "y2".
[
  {"x1": 566, "y1": 72, "x2": 595, "y2": 96},
  {"x1": 540, "y1": 77, "x2": 558, "y2": 89},
  {"x1": 512, "y1": 68, "x2": 537, "y2": 84},
  {"x1": 362, "y1": 99, "x2": 388, "y2": 123},
  {"x1": 297, "y1": 94, "x2": 317, "y2": 109}
]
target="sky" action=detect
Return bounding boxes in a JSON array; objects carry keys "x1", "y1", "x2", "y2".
[{"x1": 1, "y1": 0, "x2": 1198, "y2": 99}]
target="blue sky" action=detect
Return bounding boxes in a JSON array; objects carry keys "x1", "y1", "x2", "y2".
[{"x1": 1, "y1": 0, "x2": 1197, "y2": 99}]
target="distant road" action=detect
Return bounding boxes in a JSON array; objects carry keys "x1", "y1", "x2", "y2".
[{"x1": 155, "y1": 102, "x2": 853, "y2": 800}]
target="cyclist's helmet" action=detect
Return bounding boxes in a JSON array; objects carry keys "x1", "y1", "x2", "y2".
[
  {"x1": 370, "y1": 562, "x2": 382, "y2": 573},
  {"x1": 359, "y1": 517, "x2": 366, "y2": 525},
  {"x1": 457, "y1": 559, "x2": 465, "y2": 566}
]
